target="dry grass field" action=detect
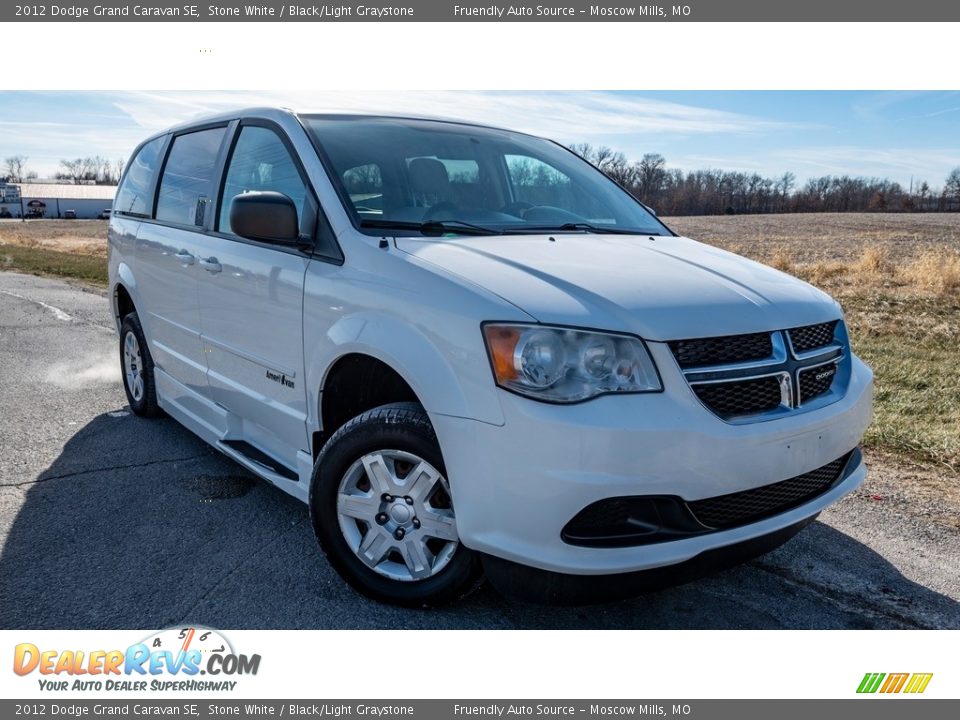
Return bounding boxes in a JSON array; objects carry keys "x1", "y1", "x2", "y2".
[
  {"x1": 0, "y1": 220, "x2": 109, "y2": 284},
  {"x1": 669, "y1": 213, "x2": 960, "y2": 265},
  {"x1": 2, "y1": 214, "x2": 959, "y2": 480},
  {"x1": 0, "y1": 219, "x2": 108, "y2": 255}
]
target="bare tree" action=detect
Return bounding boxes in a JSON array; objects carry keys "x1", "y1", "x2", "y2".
[
  {"x1": 636, "y1": 153, "x2": 667, "y2": 202},
  {"x1": 81, "y1": 156, "x2": 102, "y2": 183},
  {"x1": 59, "y1": 158, "x2": 86, "y2": 184},
  {"x1": 3, "y1": 156, "x2": 29, "y2": 183},
  {"x1": 946, "y1": 167, "x2": 960, "y2": 210},
  {"x1": 916, "y1": 180, "x2": 930, "y2": 210},
  {"x1": 778, "y1": 172, "x2": 795, "y2": 210},
  {"x1": 568, "y1": 143, "x2": 595, "y2": 162}
]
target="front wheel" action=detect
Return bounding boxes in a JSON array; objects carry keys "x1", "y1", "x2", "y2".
[{"x1": 309, "y1": 402, "x2": 482, "y2": 607}]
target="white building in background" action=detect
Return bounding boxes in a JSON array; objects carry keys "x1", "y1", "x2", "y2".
[{"x1": 0, "y1": 182, "x2": 116, "y2": 219}]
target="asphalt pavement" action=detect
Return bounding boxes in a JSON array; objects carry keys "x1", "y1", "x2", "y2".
[{"x1": 1, "y1": 271, "x2": 958, "y2": 629}]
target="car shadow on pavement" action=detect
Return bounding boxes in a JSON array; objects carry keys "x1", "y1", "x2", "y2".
[{"x1": 1, "y1": 410, "x2": 958, "y2": 630}]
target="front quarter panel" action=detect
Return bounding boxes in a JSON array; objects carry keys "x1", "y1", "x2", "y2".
[{"x1": 302, "y1": 238, "x2": 533, "y2": 434}]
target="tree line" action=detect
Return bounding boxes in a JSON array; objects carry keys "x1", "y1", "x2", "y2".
[
  {"x1": 3, "y1": 155, "x2": 125, "y2": 186},
  {"x1": 569, "y1": 144, "x2": 960, "y2": 214},
  {"x1": 5, "y1": 149, "x2": 960, "y2": 215}
]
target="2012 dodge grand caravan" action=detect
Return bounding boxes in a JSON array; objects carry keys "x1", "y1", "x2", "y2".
[{"x1": 108, "y1": 108, "x2": 873, "y2": 606}]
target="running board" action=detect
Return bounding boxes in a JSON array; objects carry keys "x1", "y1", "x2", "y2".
[{"x1": 217, "y1": 439, "x2": 299, "y2": 483}]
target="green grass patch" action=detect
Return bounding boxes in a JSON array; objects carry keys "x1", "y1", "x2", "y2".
[
  {"x1": 0, "y1": 244, "x2": 107, "y2": 286},
  {"x1": 846, "y1": 293, "x2": 960, "y2": 472}
]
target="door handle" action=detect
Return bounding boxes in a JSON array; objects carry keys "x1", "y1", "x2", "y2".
[
  {"x1": 199, "y1": 256, "x2": 222, "y2": 274},
  {"x1": 174, "y1": 249, "x2": 195, "y2": 266}
]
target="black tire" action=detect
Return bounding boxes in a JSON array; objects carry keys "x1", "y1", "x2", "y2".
[
  {"x1": 119, "y1": 312, "x2": 161, "y2": 418},
  {"x1": 310, "y1": 402, "x2": 483, "y2": 607}
]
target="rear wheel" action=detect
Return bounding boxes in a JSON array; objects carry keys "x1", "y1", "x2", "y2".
[
  {"x1": 310, "y1": 402, "x2": 482, "y2": 606},
  {"x1": 119, "y1": 312, "x2": 161, "y2": 417}
]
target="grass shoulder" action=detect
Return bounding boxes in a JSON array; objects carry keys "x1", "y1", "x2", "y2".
[{"x1": 0, "y1": 243, "x2": 107, "y2": 286}]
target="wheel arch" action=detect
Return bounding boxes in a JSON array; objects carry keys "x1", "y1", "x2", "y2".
[
  {"x1": 112, "y1": 262, "x2": 141, "y2": 331},
  {"x1": 306, "y1": 314, "x2": 504, "y2": 456}
]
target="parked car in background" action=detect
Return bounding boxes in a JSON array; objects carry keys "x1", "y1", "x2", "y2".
[
  {"x1": 108, "y1": 108, "x2": 873, "y2": 607},
  {"x1": 64, "y1": 210, "x2": 77, "y2": 219},
  {"x1": 99, "y1": 209, "x2": 112, "y2": 220}
]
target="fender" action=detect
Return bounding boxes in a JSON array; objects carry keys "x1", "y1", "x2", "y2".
[
  {"x1": 304, "y1": 311, "x2": 506, "y2": 433},
  {"x1": 112, "y1": 261, "x2": 141, "y2": 331}
]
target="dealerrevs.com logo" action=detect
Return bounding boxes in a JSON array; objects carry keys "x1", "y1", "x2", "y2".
[
  {"x1": 857, "y1": 672, "x2": 933, "y2": 694},
  {"x1": 13, "y1": 627, "x2": 260, "y2": 692}
]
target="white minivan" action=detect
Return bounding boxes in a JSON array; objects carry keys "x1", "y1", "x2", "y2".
[{"x1": 108, "y1": 108, "x2": 873, "y2": 606}]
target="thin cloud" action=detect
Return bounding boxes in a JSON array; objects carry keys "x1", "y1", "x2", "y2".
[
  {"x1": 110, "y1": 90, "x2": 802, "y2": 139},
  {"x1": 912, "y1": 106, "x2": 960, "y2": 119}
]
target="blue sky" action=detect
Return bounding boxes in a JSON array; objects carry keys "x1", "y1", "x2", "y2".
[{"x1": 2, "y1": 90, "x2": 958, "y2": 188}]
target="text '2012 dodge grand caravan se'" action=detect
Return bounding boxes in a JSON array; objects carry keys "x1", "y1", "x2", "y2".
[{"x1": 108, "y1": 108, "x2": 873, "y2": 606}]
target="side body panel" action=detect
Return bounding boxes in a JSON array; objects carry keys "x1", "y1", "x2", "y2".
[
  {"x1": 133, "y1": 222, "x2": 207, "y2": 396},
  {"x1": 194, "y1": 236, "x2": 311, "y2": 469}
]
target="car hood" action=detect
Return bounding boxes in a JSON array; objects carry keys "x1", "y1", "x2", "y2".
[{"x1": 395, "y1": 234, "x2": 841, "y2": 341}]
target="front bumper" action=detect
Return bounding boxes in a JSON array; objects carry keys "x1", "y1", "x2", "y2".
[{"x1": 431, "y1": 351, "x2": 873, "y2": 576}]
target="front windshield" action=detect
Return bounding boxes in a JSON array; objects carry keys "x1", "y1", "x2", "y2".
[{"x1": 302, "y1": 115, "x2": 670, "y2": 237}]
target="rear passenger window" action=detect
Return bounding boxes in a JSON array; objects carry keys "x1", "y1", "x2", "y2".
[
  {"x1": 114, "y1": 136, "x2": 164, "y2": 217},
  {"x1": 218, "y1": 126, "x2": 308, "y2": 235},
  {"x1": 156, "y1": 127, "x2": 227, "y2": 227}
]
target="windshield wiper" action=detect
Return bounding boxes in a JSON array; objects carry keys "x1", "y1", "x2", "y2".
[
  {"x1": 360, "y1": 219, "x2": 503, "y2": 236},
  {"x1": 518, "y1": 222, "x2": 652, "y2": 235}
]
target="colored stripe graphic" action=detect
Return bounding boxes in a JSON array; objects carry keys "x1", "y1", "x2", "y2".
[
  {"x1": 880, "y1": 673, "x2": 909, "y2": 693},
  {"x1": 857, "y1": 673, "x2": 885, "y2": 693},
  {"x1": 857, "y1": 672, "x2": 933, "y2": 694},
  {"x1": 904, "y1": 673, "x2": 934, "y2": 694}
]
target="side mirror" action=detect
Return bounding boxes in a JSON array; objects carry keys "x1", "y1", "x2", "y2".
[{"x1": 229, "y1": 191, "x2": 299, "y2": 243}]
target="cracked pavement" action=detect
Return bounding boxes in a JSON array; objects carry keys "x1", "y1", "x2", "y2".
[{"x1": 1, "y1": 271, "x2": 958, "y2": 629}]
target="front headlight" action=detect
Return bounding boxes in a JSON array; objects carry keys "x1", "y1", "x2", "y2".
[{"x1": 482, "y1": 323, "x2": 662, "y2": 403}]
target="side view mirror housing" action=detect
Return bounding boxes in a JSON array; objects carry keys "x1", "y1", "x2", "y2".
[{"x1": 229, "y1": 191, "x2": 299, "y2": 244}]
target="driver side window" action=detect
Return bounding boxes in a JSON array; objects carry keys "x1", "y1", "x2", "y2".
[{"x1": 218, "y1": 125, "x2": 307, "y2": 235}]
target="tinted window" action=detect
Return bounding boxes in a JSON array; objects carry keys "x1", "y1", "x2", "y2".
[
  {"x1": 114, "y1": 136, "x2": 164, "y2": 217},
  {"x1": 218, "y1": 126, "x2": 307, "y2": 234},
  {"x1": 303, "y1": 116, "x2": 667, "y2": 237},
  {"x1": 156, "y1": 127, "x2": 227, "y2": 227}
]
